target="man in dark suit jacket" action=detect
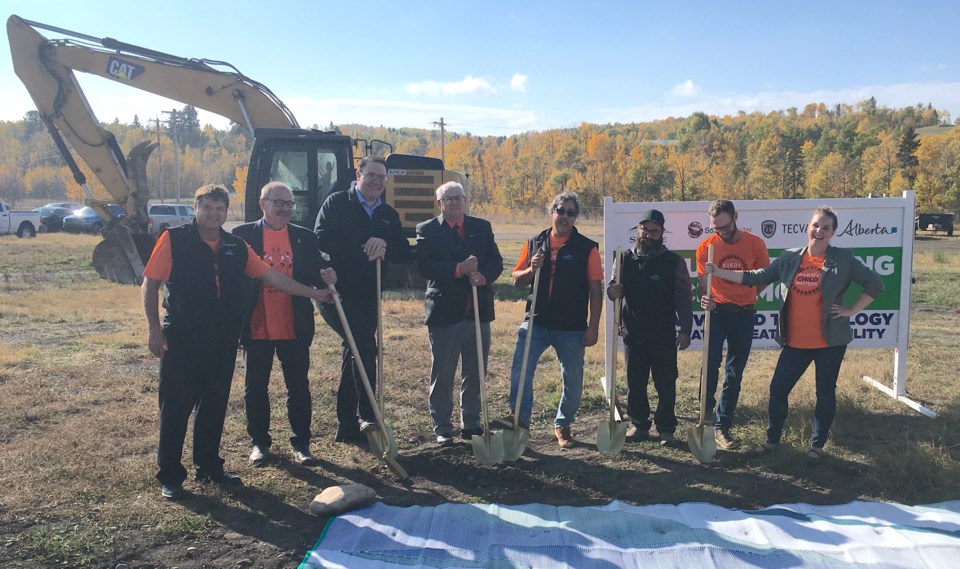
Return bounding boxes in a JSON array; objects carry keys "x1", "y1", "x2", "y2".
[
  {"x1": 416, "y1": 181, "x2": 504, "y2": 446},
  {"x1": 233, "y1": 182, "x2": 334, "y2": 466},
  {"x1": 314, "y1": 157, "x2": 410, "y2": 443}
]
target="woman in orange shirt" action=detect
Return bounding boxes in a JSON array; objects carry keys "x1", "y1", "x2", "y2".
[{"x1": 706, "y1": 207, "x2": 884, "y2": 462}]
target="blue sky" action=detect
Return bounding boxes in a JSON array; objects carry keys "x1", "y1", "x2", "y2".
[{"x1": 3, "y1": 1, "x2": 959, "y2": 136}]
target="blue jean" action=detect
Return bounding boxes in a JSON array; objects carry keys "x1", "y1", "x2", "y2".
[
  {"x1": 766, "y1": 344, "x2": 847, "y2": 448},
  {"x1": 706, "y1": 308, "x2": 755, "y2": 430},
  {"x1": 508, "y1": 323, "x2": 585, "y2": 428}
]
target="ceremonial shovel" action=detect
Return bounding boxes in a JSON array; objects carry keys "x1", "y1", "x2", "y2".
[
  {"x1": 327, "y1": 282, "x2": 408, "y2": 480},
  {"x1": 501, "y1": 255, "x2": 542, "y2": 462},
  {"x1": 597, "y1": 248, "x2": 628, "y2": 456},
  {"x1": 471, "y1": 284, "x2": 505, "y2": 464},
  {"x1": 687, "y1": 243, "x2": 717, "y2": 464},
  {"x1": 375, "y1": 259, "x2": 399, "y2": 459}
]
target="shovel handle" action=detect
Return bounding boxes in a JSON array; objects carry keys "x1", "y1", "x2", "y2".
[
  {"x1": 473, "y1": 285, "x2": 494, "y2": 444},
  {"x1": 698, "y1": 244, "x2": 714, "y2": 426},
  {"x1": 328, "y1": 284, "x2": 385, "y2": 428},
  {"x1": 512, "y1": 264, "x2": 541, "y2": 430},
  {"x1": 376, "y1": 259, "x2": 384, "y2": 413},
  {"x1": 609, "y1": 248, "x2": 622, "y2": 423}
]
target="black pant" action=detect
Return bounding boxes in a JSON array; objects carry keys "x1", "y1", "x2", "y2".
[
  {"x1": 624, "y1": 335, "x2": 679, "y2": 434},
  {"x1": 156, "y1": 338, "x2": 237, "y2": 486},
  {"x1": 319, "y1": 298, "x2": 377, "y2": 438},
  {"x1": 243, "y1": 339, "x2": 312, "y2": 450}
]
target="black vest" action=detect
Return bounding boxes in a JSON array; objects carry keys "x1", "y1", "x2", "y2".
[
  {"x1": 162, "y1": 222, "x2": 250, "y2": 347},
  {"x1": 526, "y1": 227, "x2": 597, "y2": 331},
  {"x1": 620, "y1": 247, "x2": 679, "y2": 341}
]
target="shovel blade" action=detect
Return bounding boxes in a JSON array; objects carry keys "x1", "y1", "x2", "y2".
[
  {"x1": 472, "y1": 432, "x2": 505, "y2": 465},
  {"x1": 597, "y1": 420, "x2": 628, "y2": 456},
  {"x1": 686, "y1": 424, "x2": 717, "y2": 464},
  {"x1": 367, "y1": 426, "x2": 399, "y2": 460},
  {"x1": 501, "y1": 429, "x2": 530, "y2": 462}
]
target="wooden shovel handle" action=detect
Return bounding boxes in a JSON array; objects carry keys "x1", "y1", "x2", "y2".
[{"x1": 698, "y1": 244, "x2": 714, "y2": 426}]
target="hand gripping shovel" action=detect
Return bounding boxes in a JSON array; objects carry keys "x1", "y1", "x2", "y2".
[
  {"x1": 471, "y1": 284, "x2": 505, "y2": 464},
  {"x1": 501, "y1": 260, "x2": 542, "y2": 462},
  {"x1": 327, "y1": 283, "x2": 408, "y2": 480},
  {"x1": 597, "y1": 248, "x2": 628, "y2": 456},
  {"x1": 374, "y1": 259, "x2": 399, "y2": 459},
  {"x1": 687, "y1": 243, "x2": 717, "y2": 464}
]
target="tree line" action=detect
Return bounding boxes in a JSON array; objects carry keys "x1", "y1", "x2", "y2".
[{"x1": 1, "y1": 98, "x2": 958, "y2": 214}]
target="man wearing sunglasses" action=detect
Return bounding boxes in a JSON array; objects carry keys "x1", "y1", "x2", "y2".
[
  {"x1": 314, "y1": 157, "x2": 409, "y2": 444},
  {"x1": 233, "y1": 182, "x2": 334, "y2": 467},
  {"x1": 499, "y1": 192, "x2": 603, "y2": 449},
  {"x1": 607, "y1": 209, "x2": 693, "y2": 447}
]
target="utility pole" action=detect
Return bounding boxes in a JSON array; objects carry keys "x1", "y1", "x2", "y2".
[
  {"x1": 432, "y1": 117, "x2": 446, "y2": 163},
  {"x1": 154, "y1": 116, "x2": 164, "y2": 203},
  {"x1": 162, "y1": 109, "x2": 181, "y2": 202}
]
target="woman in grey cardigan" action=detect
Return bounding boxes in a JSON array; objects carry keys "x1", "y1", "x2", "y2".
[{"x1": 705, "y1": 206, "x2": 884, "y2": 462}]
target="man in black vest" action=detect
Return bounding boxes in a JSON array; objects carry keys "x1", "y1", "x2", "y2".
[
  {"x1": 314, "y1": 157, "x2": 410, "y2": 443},
  {"x1": 143, "y1": 184, "x2": 335, "y2": 500},
  {"x1": 498, "y1": 192, "x2": 603, "y2": 449},
  {"x1": 416, "y1": 181, "x2": 503, "y2": 446},
  {"x1": 233, "y1": 182, "x2": 335, "y2": 466},
  {"x1": 607, "y1": 209, "x2": 693, "y2": 447}
]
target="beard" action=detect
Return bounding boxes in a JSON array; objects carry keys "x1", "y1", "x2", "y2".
[{"x1": 639, "y1": 236, "x2": 662, "y2": 254}]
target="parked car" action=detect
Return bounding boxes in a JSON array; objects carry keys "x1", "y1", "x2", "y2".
[
  {"x1": 63, "y1": 205, "x2": 125, "y2": 234},
  {"x1": 148, "y1": 203, "x2": 195, "y2": 234},
  {"x1": 33, "y1": 206, "x2": 74, "y2": 232},
  {"x1": 42, "y1": 201, "x2": 82, "y2": 211},
  {"x1": 0, "y1": 199, "x2": 41, "y2": 237}
]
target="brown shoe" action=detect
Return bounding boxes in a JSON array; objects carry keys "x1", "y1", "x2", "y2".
[
  {"x1": 715, "y1": 429, "x2": 740, "y2": 450},
  {"x1": 625, "y1": 424, "x2": 650, "y2": 442},
  {"x1": 555, "y1": 426, "x2": 575, "y2": 449}
]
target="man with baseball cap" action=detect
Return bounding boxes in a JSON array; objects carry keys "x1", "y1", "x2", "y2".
[{"x1": 607, "y1": 209, "x2": 693, "y2": 446}]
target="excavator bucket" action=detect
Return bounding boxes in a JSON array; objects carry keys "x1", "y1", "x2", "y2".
[
  {"x1": 92, "y1": 141, "x2": 157, "y2": 284},
  {"x1": 93, "y1": 225, "x2": 149, "y2": 284}
]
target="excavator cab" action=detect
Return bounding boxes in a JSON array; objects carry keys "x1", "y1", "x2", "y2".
[{"x1": 245, "y1": 129, "x2": 355, "y2": 227}]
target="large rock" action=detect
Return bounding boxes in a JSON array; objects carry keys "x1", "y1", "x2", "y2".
[{"x1": 309, "y1": 484, "x2": 377, "y2": 517}]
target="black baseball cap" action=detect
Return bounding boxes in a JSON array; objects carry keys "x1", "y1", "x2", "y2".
[{"x1": 637, "y1": 209, "x2": 665, "y2": 227}]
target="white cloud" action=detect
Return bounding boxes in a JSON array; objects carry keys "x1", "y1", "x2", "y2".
[
  {"x1": 672, "y1": 80, "x2": 702, "y2": 97},
  {"x1": 286, "y1": 96, "x2": 536, "y2": 135},
  {"x1": 510, "y1": 73, "x2": 529, "y2": 93},
  {"x1": 406, "y1": 76, "x2": 497, "y2": 97}
]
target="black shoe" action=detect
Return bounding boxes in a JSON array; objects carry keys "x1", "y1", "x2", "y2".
[
  {"x1": 196, "y1": 471, "x2": 244, "y2": 487},
  {"x1": 161, "y1": 483, "x2": 183, "y2": 500},
  {"x1": 292, "y1": 445, "x2": 318, "y2": 466},
  {"x1": 460, "y1": 427, "x2": 484, "y2": 440}
]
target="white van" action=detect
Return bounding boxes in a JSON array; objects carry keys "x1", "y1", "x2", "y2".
[{"x1": 148, "y1": 203, "x2": 196, "y2": 235}]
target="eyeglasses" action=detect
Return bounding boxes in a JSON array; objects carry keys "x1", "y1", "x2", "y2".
[
  {"x1": 361, "y1": 171, "x2": 388, "y2": 182},
  {"x1": 712, "y1": 222, "x2": 734, "y2": 233},
  {"x1": 441, "y1": 195, "x2": 465, "y2": 203},
  {"x1": 268, "y1": 198, "x2": 295, "y2": 209},
  {"x1": 553, "y1": 207, "x2": 578, "y2": 217}
]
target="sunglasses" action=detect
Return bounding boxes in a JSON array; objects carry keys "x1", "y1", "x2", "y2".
[{"x1": 554, "y1": 207, "x2": 578, "y2": 217}]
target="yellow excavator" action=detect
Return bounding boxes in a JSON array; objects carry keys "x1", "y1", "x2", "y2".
[{"x1": 7, "y1": 14, "x2": 465, "y2": 284}]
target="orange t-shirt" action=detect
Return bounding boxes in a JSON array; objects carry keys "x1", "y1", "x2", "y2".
[
  {"x1": 249, "y1": 226, "x2": 296, "y2": 340},
  {"x1": 513, "y1": 234, "x2": 603, "y2": 297},
  {"x1": 144, "y1": 230, "x2": 270, "y2": 285},
  {"x1": 696, "y1": 231, "x2": 770, "y2": 306},
  {"x1": 785, "y1": 252, "x2": 828, "y2": 349}
]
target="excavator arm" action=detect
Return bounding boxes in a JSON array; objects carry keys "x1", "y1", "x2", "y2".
[{"x1": 6, "y1": 14, "x2": 300, "y2": 283}]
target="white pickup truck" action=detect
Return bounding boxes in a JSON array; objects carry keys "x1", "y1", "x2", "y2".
[{"x1": 0, "y1": 199, "x2": 41, "y2": 237}]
